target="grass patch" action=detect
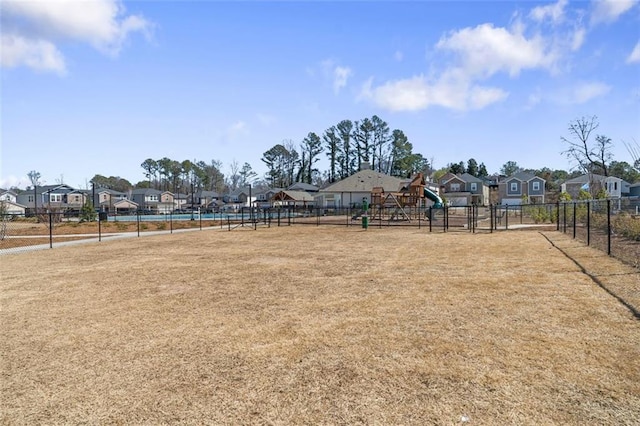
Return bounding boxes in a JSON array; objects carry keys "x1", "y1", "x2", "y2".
[{"x1": 1, "y1": 228, "x2": 638, "y2": 424}]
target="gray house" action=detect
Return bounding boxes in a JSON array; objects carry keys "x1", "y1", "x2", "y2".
[
  {"x1": 130, "y1": 188, "x2": 174, "y2": 213},
  {"x1": 439, "y1": 172, "x2": 489, "y2": 206},
  {"x1": 16, "y1": 184, "x2": 86, "y2": 214},
  {"x1": 499, "y1": 172, "x2": 546, "y2": 205}
]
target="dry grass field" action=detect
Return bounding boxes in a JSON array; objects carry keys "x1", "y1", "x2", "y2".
[{"x1": 1, "y1": 227, "x2": 638, "y2": 425}]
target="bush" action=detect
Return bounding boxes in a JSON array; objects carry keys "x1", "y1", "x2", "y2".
[{"x1": 613, "y1": 213, "x2": 640, "y2": 241}]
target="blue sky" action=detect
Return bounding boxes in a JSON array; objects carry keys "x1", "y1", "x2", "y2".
[{"x1": 2, "y1": 0, "x2": 639, "y2": 189}]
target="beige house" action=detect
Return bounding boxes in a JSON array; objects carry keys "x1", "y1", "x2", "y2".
[{"x1": 316, "y1": 165, "x2": 405, "y2": 208}]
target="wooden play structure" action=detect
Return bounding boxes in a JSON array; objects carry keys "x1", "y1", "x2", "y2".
[{"x1": 369, "y1": 173, "x2": 443, "y2": 222}]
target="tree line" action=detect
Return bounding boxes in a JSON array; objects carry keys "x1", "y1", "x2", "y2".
[{"x1": 15, "y1": 116, "x2": 639, "y2": 196}]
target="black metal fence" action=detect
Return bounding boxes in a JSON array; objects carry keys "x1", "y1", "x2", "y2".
[
  {"x1": 2, "y1": 202, "x2": 638, "y2": 269},
  {"x1": 557, "y1": 199, "x2": 639, "y2": 268}
]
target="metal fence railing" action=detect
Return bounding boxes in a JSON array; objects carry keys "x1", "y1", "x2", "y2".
[
  {"x1": 557, "y1": 199, "x2": 639, "y2": 268},
  {"x1": 2, "y1": 202, "x2": 638, "y2": 269}
]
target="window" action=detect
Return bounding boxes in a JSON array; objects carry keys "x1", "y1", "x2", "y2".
[
  {"x1": 148, "y1": 195, "x2": 158, "y2": 201},
  {"x1": 50, "y1": 194, "x2": 62, "y2": 202},
  {"x1": 532, "y1": 181, "x2": 540, "y2": 191},
  {"x1": 614, "y1": 182, "x2": 618, "y2": 191},
  {"x1": 451, "y1": 183, "x2": 460, "y2": 192},
  {"x1": 510, "y1": 182, "x2": 518, "y2": 192},
  {"x1": 470, "y1": 183, "x2": 477, "y2": 191},
  {"x1": 28, "y1": 195, "x2": 34, "y2": 202}
]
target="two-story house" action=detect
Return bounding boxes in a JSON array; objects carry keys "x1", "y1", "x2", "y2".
[
  {"x1": 439, "y1": 173, "x2": 489, "y2": 206},
  {"x1": 16, "y1": 184, "x2": 86, "y2": 214},
  {"x1": 499, "y1": 172, "x2": 546, "y2": 205},
  {"x1": 93, "y1": 188, "x2": 128, "y2": 212},
  {"x1": 0, "y1": 189, "x2": 26, "y2": 215},
  {"x1": 561, "y1": 174, "x2": 630, "y2": 199}
]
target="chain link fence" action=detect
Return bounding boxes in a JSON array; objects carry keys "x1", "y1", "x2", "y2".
[{"x1": 2, "y1": 202, "x2": 638, "y2": 270}]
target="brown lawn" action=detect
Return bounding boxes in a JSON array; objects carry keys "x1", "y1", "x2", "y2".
[{"x1": 1, "y1": 227, "x2": 638, "y2": 425}]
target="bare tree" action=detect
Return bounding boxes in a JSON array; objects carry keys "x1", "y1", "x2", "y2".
[
  {"x1": 623, "y1": 138, "x2": 640, "y2": 172},
  {"x1": 561, "y1": 116, "x2": 612, "y2": 176}
]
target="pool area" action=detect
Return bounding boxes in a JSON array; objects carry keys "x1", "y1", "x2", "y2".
[{"x1": 106, "y1": 211, "x2": 304, "y2": 222}]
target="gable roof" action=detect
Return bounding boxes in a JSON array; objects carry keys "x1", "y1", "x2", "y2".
[
  {"x1": 271, "y1": 190, "x2": 315, "y2": 202},
  {"x1": 131, "y1": 188, "x2": 162, "y2": 195},
  {"x1": 563, "y1": 173, "x2": 624, "y2": 185},
  {"x1": 506, "y1": 172, "x2": 538, "y2": 182},
  {"x1": 459, "y1": 173, "x2": 483, "y2": 183},
  {"x1": 288, "y1": 182, "x2": 319, "y2": 192},
  {"x1": 321, "y1": 170, "x2": 404, "y2": 193}
]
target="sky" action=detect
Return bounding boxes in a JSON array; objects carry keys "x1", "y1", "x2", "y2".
[{"x1": 1, "y1": 0, "x2": 639, "y2": 190}]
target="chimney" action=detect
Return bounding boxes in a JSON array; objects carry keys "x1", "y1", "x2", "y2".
[{"x1": 360, "y1": 161, "x2": 371, "y2": 171}]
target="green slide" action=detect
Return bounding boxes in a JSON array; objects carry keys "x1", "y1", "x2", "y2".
[{"x1": 424, "y1": 188, "x2": 443, "y2": 208}]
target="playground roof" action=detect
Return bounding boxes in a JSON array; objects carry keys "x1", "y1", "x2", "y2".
[{"x1": 271, "y1": 190, "x2": 315, "y2": 202}]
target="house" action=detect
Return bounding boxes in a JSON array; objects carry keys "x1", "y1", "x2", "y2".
[
  {"x1": 439, "y1": 173, "x2": 489, "y2": 206},
  {"x1": 174, "y1": 193, "x2": 189, "y2": 211},
  {"x1": 94, "y1": 188, "x2": 127, "y2": 213},
  {"x1": 253, "y1": 187, "x2": 280, "y2": 209},
  {"x1": 561, "y1": 174, "x2": 630, "y2": 199},
  {"x1": 16, "y1": 184, "x2": 87, "y2": 214},
  {"x1": 498, "y1": 172, "x2": 546, "y2": 205},
  {"x1": 0, "y1": 189, "x2": 26, "y2": 215},
  {"x1": 130, "y1": 188, "x2": 174, "y2": 213},
  {"x1": 192, "y1": 190, "x2": 220, "y2": 209},
  {"x1": 222, "y1": 187, "x2": 254, "y2": 211},
  {"x1": 629, "y1": 182, "x2": 640, "y2": 197},
  {"x1": 111, "y1": 198, "x2": 139, "y2": 214},
  {"x1": 316, "y1": 163, "x2": 405, "y2": 208}
]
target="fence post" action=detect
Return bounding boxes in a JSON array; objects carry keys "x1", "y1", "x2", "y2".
[
  {"x1": 505, "y1": 205, "x2": 509, "y2": 230},
  {"x1": 587, "y1": 201, "x2": 590, "y2": 246},
  {"x1": 228, "y1": 216, "x2": 231, "y2": 231},
  {"x1": 573, "y1": 202, "x2": 577, "y2": 239},
  {"x1": 607, "y1": 199, "x2": 611, "y2": 256},
  {"x1": 520, "y1": 204, "x2": 523, "y2": 224},
  {"x1": 563, "y1": 203, "x2": 567, "y2": 233},
  {"x1": 137, "y1": 210, "x2": 140, "y2": 237},
  {"x1": 317, "y1": 207, "x2": 320, "y2": 226},
  {"x1": 444, "y1": 207, "x2": 447, "y2": 232},
  {"x1": 199, "y1": 211, "x2": 202, "y2": 230},
  {"x1": 98, "y1": 213, "x2": 102, "y2": 242},
  {"x1": 49, "y1": 212, "x2": 53, "y2": 248},
  {"x1": 170, "y1": 212, "x2": 173, "y2": 234},
  {"x1": 556, "y1": 201, "x2": 560, "y2": 231}
]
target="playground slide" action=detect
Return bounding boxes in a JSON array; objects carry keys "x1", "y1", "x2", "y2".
[{"x1": 424, "y1": 188, "x2": 443, "y2": 208}]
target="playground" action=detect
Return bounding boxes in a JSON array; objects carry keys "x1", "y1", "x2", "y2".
[{"x1": 1, "y1": 227, "x2": 638, "y2": 424}]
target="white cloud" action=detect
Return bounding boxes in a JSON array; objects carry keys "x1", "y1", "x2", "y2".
[
  {"x1": 317, "y1": 59, "x2": 353, "y2": 94},
  {"x1": 359, "y1": 72, "x2": 507, "y2": 112},
  {"x1": 529, "y1": 0, "x2": 568, "y2": 23},
  {"x1": 333, "y1": 66, "x2": 352, "y2": 94},
  {"x1": 1, "y1": 0, "x2": 152, "y2": 73},
  {"x1": 435, "y1": 23, "x2": 558, "y2": 78},
  {"x1": 573, "y1": 82, "x2": 611, "y2": 103},
  {"x1": 627, "y1": 41, "x2": 640, "y2": 63},
  {"x1": 0, "y1": 34, "x2": 66, "y2": 74},
  {"x1": 590, "y1": 0, "x2": 638, "y2": 25}
]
